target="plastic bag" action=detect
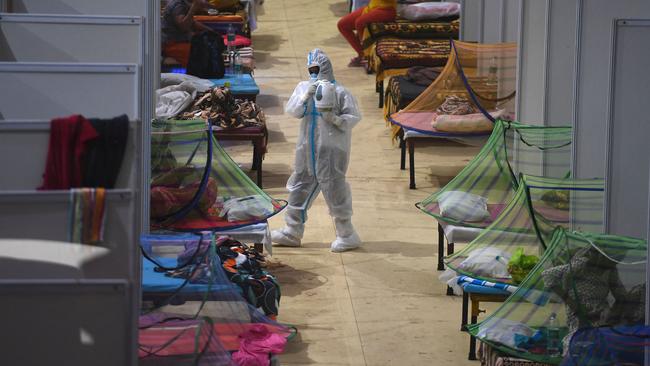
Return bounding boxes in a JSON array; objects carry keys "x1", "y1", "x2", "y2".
[
  {"x1": 439, "y1": 269, "x2": 463, "y2": 296},
  {"x1": 160, "y1": 73, "x2": 214, "y2": 93},
  {"x1": 507, "y1": 248, "x2": 539, "y2": 284},
  {"x1": 438, "y1": 191, "x2": 490, "y2": 222},
  {"x1": 155, "y1": 81, "x2": 198, "y2": 119},
  {"x1": 457, "y1": 247, "x2": 512, "y2": 280},
  {"x1": 221, "y1": 195, "x2": 274, "y2": 222},
  {"x1": 400, "y1": 2, "x2": 461, "y2": 21}
]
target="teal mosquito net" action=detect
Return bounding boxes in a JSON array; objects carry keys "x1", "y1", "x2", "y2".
[
  {"x1": 468, "y1": 228, "x2": 646, "y2": 365},
  {"x1": 416, "y1": 120, "x2": 573, "y2": 228},
  {"x1": 150, "y1": 119, "x2": 286, "y2": 231},
  {"x1": 445, "y1": 174, "x2": 605, "y2": 284}
]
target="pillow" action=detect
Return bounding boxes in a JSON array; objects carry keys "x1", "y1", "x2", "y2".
[
  {"x1": 432, "y1": 109, "x2": 504, "y2": 133},
  {"x1": 400, "y1": 2, "x2": 461, "y2": 21},
  {"x1": 438, "y1": 191, "x2": 490, "y2": 222},
  {"x1": 457, "y1": 247, "x2": 512, "y2": 280}
]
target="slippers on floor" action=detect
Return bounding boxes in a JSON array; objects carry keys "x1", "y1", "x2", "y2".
[{"x1": 348, "y1": 56, "x2": 366, "y2": 67}]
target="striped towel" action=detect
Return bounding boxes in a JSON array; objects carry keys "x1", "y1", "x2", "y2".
[
  {"x1": 69, "y1": 188, "x2": 106, "y2": 245},
  {"x1": 457, "y1": 275, "x2": 518, "y2": 294},
  {"x1": 458, "y1": 275, "x2": 551, "y2": 306}
]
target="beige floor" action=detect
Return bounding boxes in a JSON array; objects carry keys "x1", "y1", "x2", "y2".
[{"x1": 245, "y1": 1, "x2": 482, "y2": 365}]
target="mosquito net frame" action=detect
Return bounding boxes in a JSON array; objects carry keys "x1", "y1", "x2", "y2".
[
  {"x1": 139, "y1": 232, "x2": 294, "y2": 364},
  {"x1": 416, "y1": 121, "x2": 574, "y2": 229},
  {"x1": 389, "y1": 40, "x2": 517, "y2": 136},
  {"x1": 150, "y1": 119, "x2": 286, "y2": 232},
  {"x1": 443, "y1": 174, "x2": 605, "y2": 284},
  {"x1": 468, "y1": 228, "x2": 646, "y2": 365}
]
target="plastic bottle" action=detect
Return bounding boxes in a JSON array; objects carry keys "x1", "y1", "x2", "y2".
[
  {"x1": 226, "y1": 24, "x2": 236, "y2": 75},
  {"x1": 234, "y1": 52, "x2": 242, "y2": 84},
  {"x1": 546, "y1": 312, "x2": 561, "y2": 357}
]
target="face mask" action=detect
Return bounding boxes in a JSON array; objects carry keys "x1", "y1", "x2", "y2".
[{"x1": 310, "y1": 73, "x2": 318, "y2": 79}]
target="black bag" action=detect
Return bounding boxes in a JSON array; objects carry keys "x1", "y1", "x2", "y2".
[{"x1": 187, "y1": 32, "x2": 226, "y2": 79}]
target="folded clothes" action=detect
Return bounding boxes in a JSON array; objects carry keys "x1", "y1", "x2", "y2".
[
  {"x1": 406, "y1": 66, "x2": 443, "y2": 87},
  {"x1": 150, "y1": 173, "x2": 218, "y2": 219},
  {"x1": 179, "y1": 87, "x2": 266, "y2": 129}
]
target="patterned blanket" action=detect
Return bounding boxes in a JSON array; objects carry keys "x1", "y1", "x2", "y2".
[
  {"x1": 375, "y1": 38, "x2": 451, "y2": 69},
  {"x1": 362, "y1": 19, "x2": 459, "y2": 49}
]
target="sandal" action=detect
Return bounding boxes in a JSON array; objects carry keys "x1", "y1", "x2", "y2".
[{"x1": 348, "y1": 56, "x2": 365, "y2": 67}]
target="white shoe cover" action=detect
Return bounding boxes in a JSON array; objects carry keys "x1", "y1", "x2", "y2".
[
  {"x1": 330, "y1": 231, "x2": 361, "y2": 253},
  {"x1": 271, "y1": 228, "x2": 301, "y2": 247}
]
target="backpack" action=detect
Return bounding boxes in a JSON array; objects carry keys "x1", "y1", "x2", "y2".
[{"x1": 187, "y1": 32, "x2": 226, "y2": 79}]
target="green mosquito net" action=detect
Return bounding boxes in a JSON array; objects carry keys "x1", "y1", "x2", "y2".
[
  {"x1": 150, "y1": 119, "x2": 286, "y2": 231},
  {"x1": 416, "y1": 121, "x2": 573, "y2": 228},
  {"x1": 468, "y1": 228, "x2": 647, "y2": 365},
  {"x1": 445, "y1": 174, "x2": 605, "y2": 284}
]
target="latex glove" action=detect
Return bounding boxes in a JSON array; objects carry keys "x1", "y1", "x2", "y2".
[
  {"x1": 301, "y1": 82, "x2": 318, "y2": 104},
  {"x1": 323, "y1": 111, "x2": 345, "y2": 129}
]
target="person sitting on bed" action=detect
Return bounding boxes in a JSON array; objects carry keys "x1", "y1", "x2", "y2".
[
  {"x1": 161, "y1": 0, "x2": 220, "y2": 67},
  {"x1": 337, "y1": 0, "x2": 397, "y2": 67}
]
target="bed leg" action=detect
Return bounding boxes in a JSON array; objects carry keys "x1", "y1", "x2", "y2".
[
  {"x1": 468, "y1": 297, "x2": 479, "y2": 360},
  {"x1": 437, "y1": 223, "x2": 445, "y2": 271},
  {"x1": 408, "y1": 138, "x2": 416, "y2": 189},
  {"x1": 399, "y1": 132, "x2": 406, "y2": 170},
  {"x1": 446, "y1": 241, "x2": 456, "y2": 295},
  {"x1": 461, "y1": 291, "x2": 468, "y2": 331}
]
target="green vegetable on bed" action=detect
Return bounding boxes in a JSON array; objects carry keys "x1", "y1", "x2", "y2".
[{"x1": 508, "y1": 248, "x2": 539, "y2": 284}]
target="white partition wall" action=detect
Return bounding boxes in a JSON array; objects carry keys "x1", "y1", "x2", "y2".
[
  {"x1": 0, "y1": 63, "x2": 140, "y2": 120},
  {"x1": 4, "y1": 0, "x2": 145, "y2": 16},
  {"x1": 458, "y1": 0, "x2": 520, "y2": 43},
  {"x1": 603, "y1": 19, "x2": 650, "y2": 239},
  {"x1": 514, "y1": 0, "x2": 581, "y2": 128},
  {"x1": 0, "y1": 0, "x2": 158, "y2": 363},
  {"x1": 515, "y1": 0, "x2": 650, "y2": 239},
  {"x1": 0, "y1": 14, "x2": 143, "y2": 63}
]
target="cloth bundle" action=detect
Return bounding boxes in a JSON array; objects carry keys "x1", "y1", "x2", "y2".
[
  {"x1": 150, "y1": 167, "x2": 219, "y2": 220},
  {"x1": 232, "y1": 325, "x2": 287, "y2": 366},
  {"x1": 436, "y1": 95, "x2": 477, "y2": 115},
  {"x1": 179, "y1": 87, "x2": 266, "y2": 129},
  {"x1": 216, "y1": 238, "x2": 281, "y2": 318},
  {"x1": 39, "y1": 114, "x2": 128, "y2": 190},
  {"x1": 433, "y1": 95, "x2": 501, "y2": 133},
  {"x1": 406, "y1": 66, "x2": 443, "y2": 87},
  {"x1": 541, "y1": 246, "x2": 643, "y2": 355}
]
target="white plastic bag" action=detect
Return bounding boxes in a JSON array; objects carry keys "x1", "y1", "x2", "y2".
[
  {"x1": 400, "y1": 2, "x2": 461, "y2": 21},
  {"x1": 155, "y1": 81, "x2": 197, "y2": 119},
  {"x1": 457, "y1": 247, "x2": 512, "y2": 279},
  {"x1": 438, "y1": 268, "x2": 463, "y2": 296},
  {"x1": 438, "y1": 191, "x2": 489, "y2": 222},
  {"x1": 161, "y1": 73, "x2": 214, "y2": 93},
  {"x1": 220, "y1": 195, "x2": 274, "y2": 222}
]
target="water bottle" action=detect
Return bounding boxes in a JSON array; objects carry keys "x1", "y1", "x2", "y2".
[
  {"x1": 226, "y1": 24, "x2": 236, "y2": 75},
  {"x1": 546, "y1": 312, "x2": 561, "y2": 357},
  {"x1": 234, "y1": 52, "x2": 242, "y2": 83}
]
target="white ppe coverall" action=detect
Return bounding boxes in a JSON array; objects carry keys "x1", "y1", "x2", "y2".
[{"x1": 274, "y1": 48, "x2": 362, "y2": 252}]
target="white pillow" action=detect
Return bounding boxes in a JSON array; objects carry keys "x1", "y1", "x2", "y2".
[
  {"x1": 438, "y1": 191, "x2": 489, "y2": 222},
  {"x1": 433, "y1": 109, "x2": 504, "y2": 133},
  {"x1": 400, "y1": 2, "x2": 461, "y2": 21},
  {"x1": 457, "y1": 247, "x2": 512, "y2": 279}
]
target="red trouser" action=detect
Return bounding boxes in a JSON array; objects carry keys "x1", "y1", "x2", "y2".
[
  {"x1": 163, "y1": 41, "x2": 191, "y2": 67},
  {"x1": 337, "y1": 6, "x2": 396, "y2": 56}
]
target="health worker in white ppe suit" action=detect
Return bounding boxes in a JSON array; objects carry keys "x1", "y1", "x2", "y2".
[{"x1": 271, "y1": 48, "x2": 362, "y2": 253}]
